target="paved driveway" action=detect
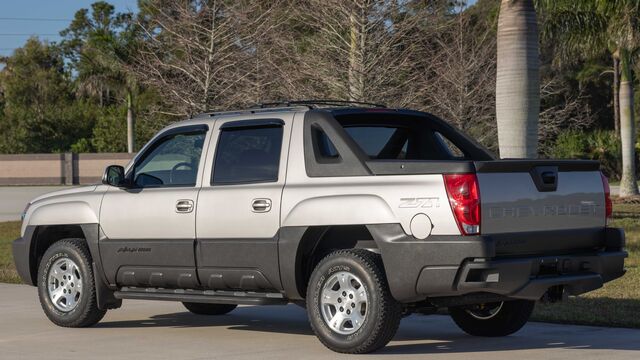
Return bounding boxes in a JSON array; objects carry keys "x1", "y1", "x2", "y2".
[
  {"x1": 0, "y1": 284, "x2": 638, "y2": 360},
  {"x1": 0, "y1": 186, "x2": 69, "y2": 222}
]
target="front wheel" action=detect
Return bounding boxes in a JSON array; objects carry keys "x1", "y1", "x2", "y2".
[
  {"x1": 37, "y1": 239, "x2": 107, "y2": 327},
  {"x1": 449, "y1": 300, "x2": 535, "y2": 337},
  {"x1": 306, "y1": 249, "x2": 402, "y2": 354}
]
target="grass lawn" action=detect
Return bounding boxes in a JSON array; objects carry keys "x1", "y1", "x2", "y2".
[
  {"x1": 1, "y1": 200, "x2": 639, "y2": 328},
  {"x1": 0, "y1": 221, "x2": 22, "y2": 284}
]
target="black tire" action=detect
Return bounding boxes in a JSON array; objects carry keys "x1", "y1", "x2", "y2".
[
  {"x1": 449, "y1": 300, "x2": 535, "y2": 337},
  {"x1": 306, "y1": 249, "x2": 402, "y2": 354},
  {"x1": 182, "y1": 302, "x2": 237, "y2": 315},
  {"x1": 37, "y1": 238, "x2": 107, "y2": 327}
]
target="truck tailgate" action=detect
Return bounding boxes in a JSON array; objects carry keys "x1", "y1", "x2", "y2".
[{"x1": 474, "y1": 160, "x2": 606, "y2": 255}]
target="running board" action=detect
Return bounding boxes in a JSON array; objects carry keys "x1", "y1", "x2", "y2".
[{"x1": 114, "y1": 287, "x2": 288, "y2": 306}]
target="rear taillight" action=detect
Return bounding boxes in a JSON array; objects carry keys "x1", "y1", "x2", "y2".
[
  {"x1": 600, "y1": 172, "x2": 612, "y2": 224},
  {"x1": 443, "y1": 173, "x2": 480, "y2": 235}
]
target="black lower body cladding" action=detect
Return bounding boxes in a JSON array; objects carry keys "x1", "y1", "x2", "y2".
[
  {"x1": 12, "y1": 229, "x2": 35, "y2": 285},
  {"x1": 366, "y1": 224, "x2": 627, "y2": 303},
  {"x1": 366, "y1": 224, "x2": 494, "y2": 302},
  {"x1": 12, "y1": 225, "x2": 101, "y2": 287}
]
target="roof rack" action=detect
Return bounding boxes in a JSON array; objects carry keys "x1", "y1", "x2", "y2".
[
  {"x1": 254, "y1": 99, "x2": 387, "y2": 109},
  {"x1": 194, "y1": 105, "x2": 306, "y2": 118},
  {"x1": 194, "y1": 99, "x2": 387, "y2": 119}
]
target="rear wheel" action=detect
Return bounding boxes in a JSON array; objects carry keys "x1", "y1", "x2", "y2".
[
  {"x1": 37, "y1": 239, "x2": 106, "y2": 327},
  {"x1": 449, "y1": 300, "x2": 535, "y2": 337},
  {"x1": 182, "y1": 302, "x2": 237, "y2": 315},
  {"x1": 306, "y1": 249, "x2": 402, "y2": 354}
]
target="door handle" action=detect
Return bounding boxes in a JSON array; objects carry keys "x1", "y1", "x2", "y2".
[
  {"x1": 252, "y1": 198, "x2": 272, "y2": 213},
  {"x1": 176, "y1": 199, "x2": 194, "y2": 213}
]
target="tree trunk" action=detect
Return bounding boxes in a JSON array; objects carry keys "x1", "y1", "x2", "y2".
[
  {"x1": 126, "y1": 90, "x2": 135, "y2": 154},
  {"x1": 348, "y1": 12, "x2": 361, "y2": 102},
  {"x1": 619, "y1": 52, "x2": 638, "y2": 197},
  {"x1": 495, "y1": 0, "x2": 540, "y2": 158},
  {"x1": 613, "y1": 51, "x2": 620, "y2": 136}
]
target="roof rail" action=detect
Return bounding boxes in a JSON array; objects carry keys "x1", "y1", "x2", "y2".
[
  {"x1": 195, "y1": 105, "x2": 307, "y2": 118},
  {"x1": 193, "y1": 99, "x2": 387, "y2": 119},
  {"x1": 254, "y1": 99, "x2": 387, "y2": 109}
]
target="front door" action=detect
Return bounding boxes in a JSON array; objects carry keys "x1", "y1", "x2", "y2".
[
  {"x1": 99, "y1": 125, "x2": 209, "y2": 289},
  {"x1": 196, "y1": 117, "x2": 292, "y2": 291}
]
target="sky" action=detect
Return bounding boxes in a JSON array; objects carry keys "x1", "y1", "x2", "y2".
[{"x1": 0, "y1": 0, "x2": 138, "y2": 57}]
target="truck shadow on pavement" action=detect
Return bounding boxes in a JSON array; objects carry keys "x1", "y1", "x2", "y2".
[{"x1": 96, "y1": 304, "x2": 640, "y2": 355}]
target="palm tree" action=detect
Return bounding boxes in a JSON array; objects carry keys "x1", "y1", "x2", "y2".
[
  {"x1": 61, "y1": 2, "x2": 138, "y2": 153},
  {"x1": 539, "y1": 0, "x2": 639, "y2": 196},
  {"x1": 77, "y1": 46, "x2": 137, "y2": 153},
  {"x1": 496, "y1": 0, "x2": 540, "y2": 159}
]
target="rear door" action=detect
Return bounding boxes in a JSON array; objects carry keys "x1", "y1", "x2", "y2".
[{"x1": 195, "y1": 116, "x2": 293, "y2": 291}]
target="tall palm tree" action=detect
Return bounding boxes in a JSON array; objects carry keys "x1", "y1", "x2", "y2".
[
  {"x1": 539, "y1": 0, "x2": 639, "y2": 196},
  {"x1": 62, "y1": 2, "x2": 138, "y2": 153},
  {"x1": 77, "y1": 40, "x2": 138, "y2": 153},
  {"x1": 496, "y1": 0, "x2": 540, "y2": 159}
]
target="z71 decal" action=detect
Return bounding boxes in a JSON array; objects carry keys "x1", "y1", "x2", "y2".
[{"x1": 399, "y1": 197, "x2": 440, "y2": 209}]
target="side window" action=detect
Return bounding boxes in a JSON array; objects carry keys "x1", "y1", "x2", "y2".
[
  {"x1": 212, "y1": 126, "x2": 283, "y2": 185},
  {"x1": 133, "y1": 131, "x2": 206, "y2": 188},
  {"x1": 434, "y1": 131, "x2": 465, "y2": 159},
  {"x1": 313, "y1": 127, "x2": 340, "y2": 159}
]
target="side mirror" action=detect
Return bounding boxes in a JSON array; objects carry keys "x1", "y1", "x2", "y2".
[{"x1": 102, "y1": 165, "x2": 126, "y2": 187}]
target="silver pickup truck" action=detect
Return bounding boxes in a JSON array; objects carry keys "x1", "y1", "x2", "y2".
[{"x1": 13, "y1": 102, "x2": 626, "y2": 353}]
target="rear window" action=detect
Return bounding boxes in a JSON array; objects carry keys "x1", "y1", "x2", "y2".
[
  {"x1": 337, "y1": 124, "x2": 465, "y2": 161},
  {"x1": 322, "y1": 110, "x2": 493, "y2": 161},
  {"x1": 344, "y1": 127, "x2": 408, "y2": 159}
]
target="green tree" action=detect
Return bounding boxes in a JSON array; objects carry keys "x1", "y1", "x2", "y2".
[
  {"x1": 0, "y1": 39, "x2": 95, "y2": 153},
  {"x1": 60, "y1": 1, "x2": 139, "y2": 153},
  {"x1": 539, "y1": 0, "x2": 639, "y2": 196}
]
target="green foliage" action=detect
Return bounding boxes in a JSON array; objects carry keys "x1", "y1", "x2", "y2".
[
  {"x1": 0, "y1": 2, "x2": 150, "y2": 154},
  {"x1": 550, "y1": 130, "x2": 589, "y2": 158},
  {"x1": 551, "y1": 129, "x2": 626, "y2": 179},
  {"x1": 91, "y1": 106, "x2": 128, "y2": 152},
  {"x1": 70, "y1": 138, "x2": 93, "y2": 153},
  {"x1": 0, "y1": 39, "x2": 97, "y2": 153}
]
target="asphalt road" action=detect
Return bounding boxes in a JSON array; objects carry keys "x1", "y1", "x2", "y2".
[
  {"x1": 0, "y1": 186, "x2": 70, "y2": 222},
  {"x1": 1, "y1": 284, "x2": 639, "y2": 360}
]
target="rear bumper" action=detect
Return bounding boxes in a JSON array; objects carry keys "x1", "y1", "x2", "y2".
[
  {"x1": 367, "y1": 224, "x2": 627, "y2": 303},
  {"x1": 449, "y1": 250, "x2": 626, "y2": 300}
]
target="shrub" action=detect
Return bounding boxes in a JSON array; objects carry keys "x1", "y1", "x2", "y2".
[
  {"x1": 91, "y1": 106, "x2": 128, "y2": 153},
  {"x1": 551, "y1": 130, "x2": 625, "y2": 181}
]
